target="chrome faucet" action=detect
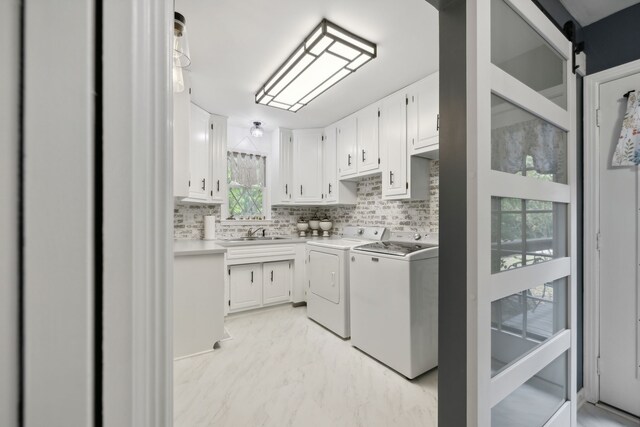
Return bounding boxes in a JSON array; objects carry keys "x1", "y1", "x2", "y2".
[{"x1": 247, "y1": 227, "x2": 265, "y2": 237}]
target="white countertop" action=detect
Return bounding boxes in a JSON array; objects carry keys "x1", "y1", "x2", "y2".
[
  {"x1": 174, "y1": 234, "x2": 343, "y2": 252},
  {"x1": 174, "y1": 240, "x2": 228, "y2": 256},
  {"x1": 215, "y1": 233, "x2": 342, "y2": 247}
]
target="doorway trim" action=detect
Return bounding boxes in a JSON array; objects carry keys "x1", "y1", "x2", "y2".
[{"x1": 583, "y1": 58, "x2": 640, "y2": 405}]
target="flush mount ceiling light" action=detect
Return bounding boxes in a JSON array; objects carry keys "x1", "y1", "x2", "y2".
[
  {"x1": 255, "y1": 19, "x2": 377, "y2": 113},
  {"x1": 250, "y1": 121, "x2": 264, "y2": 138}
]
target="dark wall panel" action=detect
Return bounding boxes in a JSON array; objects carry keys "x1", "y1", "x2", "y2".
[{"x1": 583, "y1": 4, "x2": 640, "y2": 74}]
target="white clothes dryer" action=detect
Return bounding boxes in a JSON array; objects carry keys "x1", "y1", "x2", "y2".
[{"x1": 305, "y1": 226, "x2": 388, "y2": 338}]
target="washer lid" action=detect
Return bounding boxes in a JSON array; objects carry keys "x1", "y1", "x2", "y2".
[{"x1": 354, "y1": 241, "x2": 437, "y2": 257}]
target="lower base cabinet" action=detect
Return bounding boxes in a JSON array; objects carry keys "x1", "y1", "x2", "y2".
[
  {"x1": 174, "y1": 253, "x2": 225, "y2": 359},
  {"x1": 263, "y1": 261, "x2": 291, "y2": 305},
  {"x1": 228, "y1": 263, "x2": 262, "y2": 311},
  {"x1": 228, "y1": 261, "x2": 291, "y2": 313}
]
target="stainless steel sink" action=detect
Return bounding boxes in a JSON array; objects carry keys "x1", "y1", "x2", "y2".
[{"x1": 223, "y1": 236, "x2": 288, "y2": 243}]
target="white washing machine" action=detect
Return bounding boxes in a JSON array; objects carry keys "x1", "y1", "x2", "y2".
[
  {"x1": 350, "y1": 231, "x2": 438, "y2": 379},
  {"x1": 305, "y1": 226, "x2": 388, "y2": 338}
]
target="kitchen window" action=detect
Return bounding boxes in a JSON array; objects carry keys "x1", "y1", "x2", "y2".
[{"x1": 226, "y1": 151, "x2": 268, "y2": 220}]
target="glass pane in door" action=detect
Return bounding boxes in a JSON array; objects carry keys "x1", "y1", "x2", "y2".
[
  {"x1": 491, "y1": 0, "x2": 567, "y2": 109},
  {"x1": 491, "y1": 94, "x2": 568, "y2": 184},
  {"x1": 491, "y1": 352, "x2": 568, "y2": 426},
  {"x1": 491, "y1": 277, "x2": 567, "y2": 376},
  {"x1": 491, "y1": 198, "x2": 567, "y2": 273}
]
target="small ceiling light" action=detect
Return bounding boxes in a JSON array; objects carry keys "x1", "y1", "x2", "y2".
[
  {"x1": 255, "y1": 19, "x2": 377, "y2": 113},
  {"x1": 250, "y1": 121, "x2": 264, "y2": 138}
]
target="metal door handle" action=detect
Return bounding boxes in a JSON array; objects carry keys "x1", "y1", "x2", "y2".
[
  {"x1": 300, "y1": 185, "x2": 303, "y2": 195},
  {"x1": 437, "y1": 113, "x2": 440, "y2": 131},
  {"x1": 251, "y1": 271, "x2": 253, "y2": 283},
  {"x1": 362, "y1": 149, "x2": 366, "y2": 162},
  {"x1": 328, "y1": 183, "x2": 332, "y2": 194},
  {"x1": 389, "y1": 171, "x2": 394, "y2": 185},
  {"x1": 201, "y1": 178, "x2": 206, "y2": 190},
  {"x1": 217, "y1": 180, "x2": 220, "y2": 192},
  {"x1": 348, "y1": 154, "x2": 352, "y2": 166},
  {"x1": 270, "y1": 270, "x2": 273, "y2": 282},
  {"x1": 285, "y1": 184, "x2": 288, "y2": 195}
]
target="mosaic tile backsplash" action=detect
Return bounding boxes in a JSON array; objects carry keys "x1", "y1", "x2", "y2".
[{"x1": 174, "y1": 161, "x2": 439, "y2": 240}]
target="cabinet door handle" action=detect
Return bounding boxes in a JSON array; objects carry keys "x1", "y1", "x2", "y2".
[
  {"x1": 270, "y1": 270, "x2": 273, "y2": 282},
  {"x1": 300, "y1": 185, "x2": 303, "y2": 195},
  {"x1": 328, "y1": 183, "x2": 332, "y2": 194},
  {"x1": 201, "y1": 178, "x2": 206, "y2": 190},
  {"x1": 437, "y1": 113, "x2": 440, "y2": 131},
  {"x1": 217, "y1": 180, "x2": 220, "y2": 192},
  {"x1": 362, "y1": 149, "x2": 366, "y2": 162},
  {"x1": 348, "y1": 154, "x2": 352, "y2": 166},
  {"x1": 285, "y1": 184, "x2": 288, "y2": 195},
  {"x1": 389, "y1": 171, "x2": 394, "y2": 185},
  {"x1": 251, "y1": 271, "x2": 254, "y2": 283}
]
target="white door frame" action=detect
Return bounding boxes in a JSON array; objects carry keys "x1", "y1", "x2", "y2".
[
  {"x1": 103, "y1": 0, "x2": 173, "y2": 426},
  {"x1": 583, "y1": 58, "x2": 640, "y2": 405}
]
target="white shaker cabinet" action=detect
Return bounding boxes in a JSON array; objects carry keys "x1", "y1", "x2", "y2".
[
  {"x1": 262, "y1": 261, "x2": 291, "y2": 305},
  {"x1": 380, "y1": 90, "x2": 430, "y2": 201},
  {"x1": 228, "y1": 263, "x2": 263, "y2": 312},
  {"x1": 336, "y1": 116, "x2": 357, "y2": 178},
  {"x1": 293, "y1": 129, "x2": 323, "y2": 204},
  {"x1": 323, "y1": 125, "x2": 357, "y2": 205},
  {"x1": 174, "y1": 252, "x2": 225, "y2": 359},
  {"x1": 355, "y1": 103, "x2": 381, "y2": 174},
  {"x1": 271, "y1": 128, "x2": 294, "y2": 205},
  {"x1": 209, "y1": 114, "x2": 227, "y2": 203},
  {"x1": 409, "y1": 71, "x2": 439, "y2": 158},
  {"x1": 182, "y1": 103, "x2": 227, "y2": 204},
  {"x1": 380, "y1": 91, "x2": 408, "y2": 197},
  {"x1": 173, "y1": 75, "x2": 191, "y2": 198},
  {"x1": 187, "y1": 103, "x2": 211, "y2": 201}
]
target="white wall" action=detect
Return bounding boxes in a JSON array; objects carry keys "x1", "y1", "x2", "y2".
[
  {"x1": 227, "y1": 123, "x2": 273, "y2": 155},
  {"x1": 0, "y1": 0, "x2": 19, "y2": 425}
]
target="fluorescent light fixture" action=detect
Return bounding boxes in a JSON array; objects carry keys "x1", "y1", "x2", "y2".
[{"x1": 255, "y1": 19, "x2": 376, "y2": 113}]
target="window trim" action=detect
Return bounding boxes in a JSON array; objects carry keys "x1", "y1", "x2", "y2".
[{"x1": 222, "y1": 149, "x2": 271, "y2": 220}]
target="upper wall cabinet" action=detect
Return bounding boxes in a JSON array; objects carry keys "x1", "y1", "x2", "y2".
[
  {"x1": 323, "y1": 125, "x2": 357, "y2": 205},
  {"x1": 179, "y1": 102, "x2": 227, "y2": 204},
  {"x1": 380, "y1": 89, "x2": 430, "y2": 201},
  {"x1": 356, "y1": 103, "x2": 380, "y2": 174},
  {"x1": 173, "y1": 75, "x2": 191, "y2": 198},
  {"x1": 271, "y1": 128, "x2": 293, "y2": 205},
  {"x1": 336, "y1": 116, "x2": 357, "y2": 179},
  {"x1": 336, "y1": 105, "x2": 381, "y2": 180},
  {"x1": 209, "y1": 114, "x2": 227, "y2": 203},
  {"x1": 293, "y1": 129, "x2": 323, "y2": 204},
  {"x1": 408, "y1": 71, "x2": 439, "y2": 158},
  {"x1": 380, "y1": 91, "x2": 408, "y2": 198}
]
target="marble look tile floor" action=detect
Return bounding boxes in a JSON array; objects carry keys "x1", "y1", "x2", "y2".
[
  {"x1": 174, "y1": 304, "x2": 438, "y2": 427},
  {"x1": 577, "y1": 403, "x2": 640, "y2": 427}
]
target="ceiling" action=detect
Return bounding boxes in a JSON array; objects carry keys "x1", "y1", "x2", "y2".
[
  {"x1": 559, "y1": 0, "x2": 640, "y2": 26},
  {"x1": 175, "y1": 0, "x2": 438, "y2": 130}
]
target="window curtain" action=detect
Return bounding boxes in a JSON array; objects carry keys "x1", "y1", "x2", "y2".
[
  {"x1": 492, "y1": 119, "x2": 566, "y2": 177},
  {"x1": 612, "y1": 90, "x2": 640, "y2": 166},
  {"x1": 227, "y1": 151, "x2": 266, "y2": 187}
]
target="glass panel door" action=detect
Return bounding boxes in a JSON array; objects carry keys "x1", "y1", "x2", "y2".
[{"x1": 468, "y1": 0, "x2": 577, "y2": 425}]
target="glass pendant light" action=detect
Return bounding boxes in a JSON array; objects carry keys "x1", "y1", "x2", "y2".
[
  {"x1": 173, "y1": 12, "x2": 190, "y2": 93},
  {"x1": 174, "y1": 12, "x2": 191, "y2": 67}
]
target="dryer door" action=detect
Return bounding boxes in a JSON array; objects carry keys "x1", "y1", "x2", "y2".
[{"x1": 308, "y1": 249, "x2": 340, "y2": 303}]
